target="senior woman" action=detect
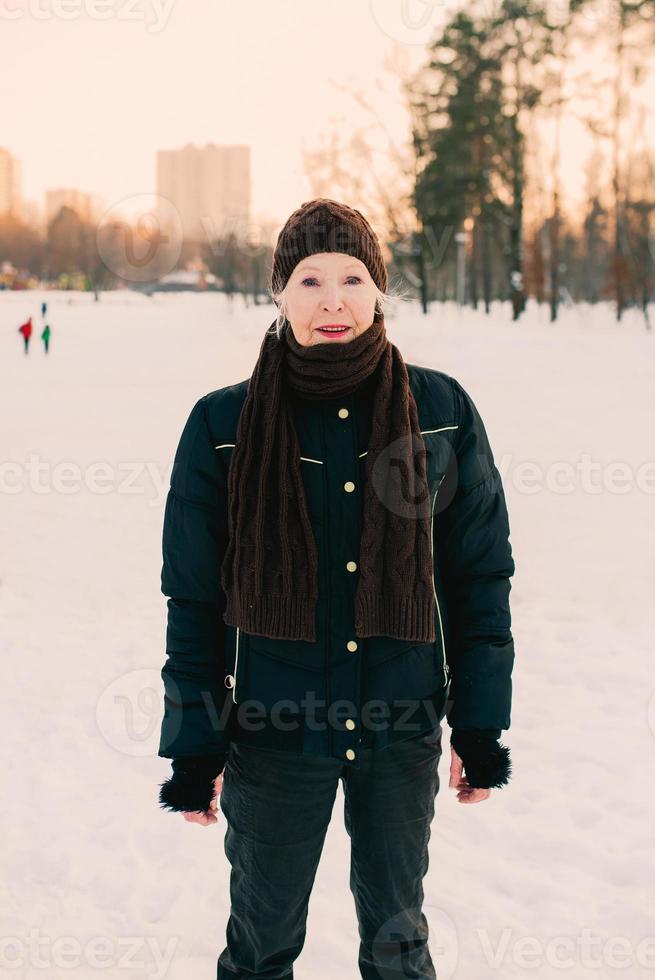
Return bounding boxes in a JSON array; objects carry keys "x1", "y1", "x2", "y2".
[{"x1": 157, "y1": 199, "x2": 515, "y2": 980}]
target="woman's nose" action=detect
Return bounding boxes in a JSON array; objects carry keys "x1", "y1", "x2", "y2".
[{"x1": 321, "y1": 287, "x2": 344, "y2": 310}]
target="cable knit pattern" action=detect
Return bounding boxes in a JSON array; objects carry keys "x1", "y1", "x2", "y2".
[
  {"x1": 270, "y1": 198, "x2": 389, "y2": 298},
  {"x1": 220, "y1": 315, "x2": 437, "y2": 644}
]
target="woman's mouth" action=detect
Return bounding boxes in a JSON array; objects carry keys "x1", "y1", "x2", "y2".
[{"x1": 316, "y1": 325, "x2": 351, "y2": 338}]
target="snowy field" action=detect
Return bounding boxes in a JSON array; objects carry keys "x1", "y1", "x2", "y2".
[{"x1": 1, "y1": 288, "x2": 654, "y2": 979}]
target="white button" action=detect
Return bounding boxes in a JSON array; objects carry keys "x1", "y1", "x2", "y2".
[
  {"x1": 344, "y1": 481, "x2": 355, "y2": 493},
  {"x1": 345, "y1": 719, "x2": 355, "y2": 731},
  {"x1": 347, "y1": 640, "x2": 358, "y2": 652},
  {"x1": 338, "y1": 408, "x2": 349, "y2": 419},
  {"x1": 346, "y1": 561, "x2": 357, "y2": 572},
  {"x1": 346, "y1": 749, "x2": 356, "y2": 761},
  {"x1": 224, "y1": 674, "x2": 235, "y2": 688}
]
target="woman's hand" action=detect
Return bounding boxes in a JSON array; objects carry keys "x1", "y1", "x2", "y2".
[
  {"x1": 449, "y1": 746, "x2": 491, "y2": 804},
  {"x1": 159, "y1": 753, "x2": 227, "y2": 818},
  {"x1": 183, "y1": 773, "x2": 224, "y2": 826}
]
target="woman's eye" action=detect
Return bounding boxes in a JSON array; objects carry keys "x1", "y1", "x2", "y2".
[{"x1": 301, "y1": 276, "x2": 361, "y2": 286}]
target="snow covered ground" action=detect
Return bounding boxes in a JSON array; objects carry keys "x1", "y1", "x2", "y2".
[{"x1": 1, "y1": 288, "x2": 654, "y2": 979}]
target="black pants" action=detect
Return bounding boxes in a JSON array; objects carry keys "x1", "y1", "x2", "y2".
[{"x1": 217, "y1": 726, "x2": 444, "y2": 979}]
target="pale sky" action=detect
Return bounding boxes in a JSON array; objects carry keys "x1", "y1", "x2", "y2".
[
  {"x1": 2, "y1": 0, "x2": 653, "y2": 234},
  {"x1": 2, "y1": 0, "x2": 431, "y2": 229}
]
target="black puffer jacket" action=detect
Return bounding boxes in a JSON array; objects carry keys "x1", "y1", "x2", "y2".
[{"x1": 157, "y1": 363, "x2": 515, "y2": 811}]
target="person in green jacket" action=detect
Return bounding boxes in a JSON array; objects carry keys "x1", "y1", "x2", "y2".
[{"x1": 41, "y1": 323, "x2": 51, "y2": 354}]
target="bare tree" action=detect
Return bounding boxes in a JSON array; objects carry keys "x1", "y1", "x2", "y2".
[
  {"x1": 578, "y1": 0, "x2": 654, "y2": 320},
  {"x1": 301, "y1": 51, "x2": 427, "y2": 307}
]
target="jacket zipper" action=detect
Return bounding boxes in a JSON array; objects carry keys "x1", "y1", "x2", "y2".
[
  {"x1": 319, "y1": 412, "x2": 332, "y2": 757},
  {"x1": 232, "y1": 627, "x2": 240, "y2": 704},
  {"x1": 430, "y1": 475, "x2": 450, "y2": 687}
]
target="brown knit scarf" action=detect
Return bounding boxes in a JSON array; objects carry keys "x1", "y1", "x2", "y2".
[{"x1": 220, "y1": 315, "x2": 436, "y2": 643}]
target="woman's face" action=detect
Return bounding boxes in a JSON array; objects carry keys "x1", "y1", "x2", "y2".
[{"x1": 280, "y1": 252, "x2": 378, "y2": 346}]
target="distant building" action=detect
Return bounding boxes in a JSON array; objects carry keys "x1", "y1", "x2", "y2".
[
  {"x1": 45, "y1": 188, "x2": 101, "y2": 225},
  {"x1": 156, "y1": 142, "x2": 250, "y2": 243},
  {"x1": 0, "y1": 147, "x2": 22, "y2": 219}
]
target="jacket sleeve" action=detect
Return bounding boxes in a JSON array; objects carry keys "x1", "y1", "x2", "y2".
[
  {"x1": 157, "y1": 395, "x2": 233, "y2": 764},
  {"x1": 434, "y1": 377, "x2": 516, "y2": 731}
]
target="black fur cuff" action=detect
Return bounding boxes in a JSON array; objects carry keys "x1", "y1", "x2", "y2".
[
  {"x1": 450, "y1": 729, "x2": 512, "y2": 789},
  {"x1": 158, "y1": 753, "x2": 227, "y2": 813}
]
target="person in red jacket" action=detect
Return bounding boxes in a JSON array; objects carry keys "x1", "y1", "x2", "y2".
[{"x1": 18, "y1": 317, "x2": 32, "y2": 355}]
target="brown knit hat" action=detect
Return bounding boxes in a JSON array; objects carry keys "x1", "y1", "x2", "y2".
[{"x1": 271, "y1": 198, "x2": 388, "y2": 300}]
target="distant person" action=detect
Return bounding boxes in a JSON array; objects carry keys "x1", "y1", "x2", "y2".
[
  {"x1": 18, "y1": 316, "x2": 32, "y2": 354},
  {"x1": 41, "y1": 301, "x2": 47, "y2": 318},
  {"x1": 41, "y1": 323, "x2": 51, "y2": 354}
]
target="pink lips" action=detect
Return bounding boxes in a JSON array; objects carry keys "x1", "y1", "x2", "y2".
[{"x1": 316, "y1": 325, "x2": 351, "y2": 338}]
